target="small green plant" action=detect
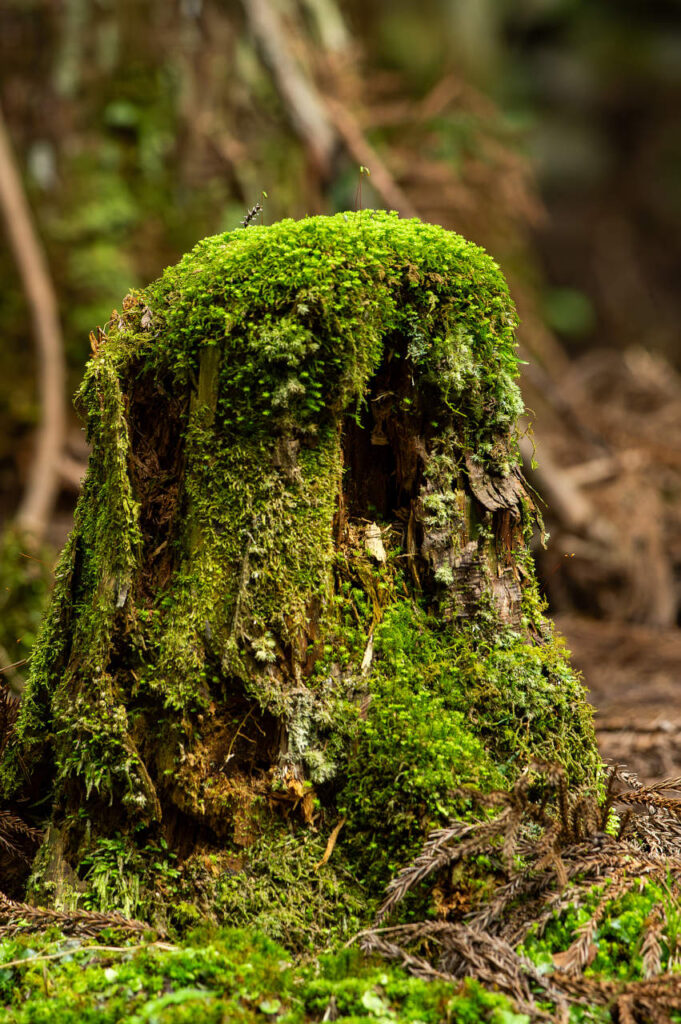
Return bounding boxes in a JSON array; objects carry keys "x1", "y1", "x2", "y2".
[
  {"x1": 355, "y1": 164, "x2": 371, "y2": 211},
  {"x1": 79, "y1": 834, "x2": 181, "y2": 919}
]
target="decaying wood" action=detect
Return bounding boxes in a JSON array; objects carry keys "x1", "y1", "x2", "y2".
[{"x1": 465, "y1": 457, "x2": 526, "y2": 513}]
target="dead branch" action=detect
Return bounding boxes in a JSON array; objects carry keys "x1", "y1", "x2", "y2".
[
  {"x1": 240, "y1": 0, "x2": 337, "y2": 175},
  {"x1": 240, "y1": 0, "x2": 417, "y2": 216},
  {"x1": 299, "y1": 0, "x2": 350, "y2": 53},
  {"x1": 358, "y1": 764, "x2": 681, "y2": 1019},
  {"x1": 0, "y1": 893, "x2": 160, "y2": 939},
  {"x1": 0, "y1": 104, "x2": 66, "y2": 543}
]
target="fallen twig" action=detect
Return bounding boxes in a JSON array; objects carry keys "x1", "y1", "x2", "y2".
[
  {"x1": 0, "y1": 941, "x2": 176, "y2": 973},
  {"x1": 315, "y1": 815, "x2": 346, "y2": 871},
  {"x1": 0, "y1": 893, "x2": 161, "y2": 939}
]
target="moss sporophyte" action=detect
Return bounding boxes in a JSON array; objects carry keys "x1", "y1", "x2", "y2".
[{"x1": 1, "y1": 211, "x2": 598, "y2": 939}]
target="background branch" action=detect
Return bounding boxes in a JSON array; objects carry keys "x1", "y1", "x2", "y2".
[
  {"x1": 0, "y1": 104, "x2": 66, "y2": 543},
  {"x1": 241, "y1": 0, "x2": 337, "y2": 175}
]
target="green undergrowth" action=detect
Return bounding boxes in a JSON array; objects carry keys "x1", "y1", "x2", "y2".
[
  {"x1": 0, "y1": 927, "x2": 525, "y2": 1024},
  {"x1": 41, "y1": 815, "x2": 368, "y2": 952},
  {"x1": 4, "y1": 883, "x2": 678, "y2": 1024},
  {"x1": 521, "y1": 879, "x2": 680, "y2": 984},
  {"x1": 76, "y1": 835, "x2": 181, "y2": 923},
  {"x1": 208, "y1": 829, "x2": 367, "y2": 953},
  {"x1": 516, "y1": 880, "x2": 681, "y2": 1022}
]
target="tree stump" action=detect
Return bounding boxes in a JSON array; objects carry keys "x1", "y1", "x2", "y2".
[{"x1": 2, "y1": 212, "x2": 598, "y2": 938}]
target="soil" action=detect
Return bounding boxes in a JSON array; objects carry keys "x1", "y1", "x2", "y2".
[{"x1": 558, "y1": 613, "x2": 681, "y2": 783}]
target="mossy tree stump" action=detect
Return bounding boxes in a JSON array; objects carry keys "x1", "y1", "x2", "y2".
[{"x1": 2, "y1": 212, "x2": 598, "y2": 936}]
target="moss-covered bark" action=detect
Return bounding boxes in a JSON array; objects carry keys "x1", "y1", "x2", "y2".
[{"x1": 1, "y1": 211, "x2": 598, "y2": 935}]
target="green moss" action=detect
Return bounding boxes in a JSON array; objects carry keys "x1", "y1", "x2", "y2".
[
  {"x1": 0, "y1": 527, "x2": 53, "y2": 694},
  {"x1": 1, "y1": 533, "x2": 77, "y2": 795},
  {"x1": 340, "y1": 602, "x2": 502, "y2": 886},
  {"x1": 4, "y1": 211, "x2": 523, "y2": 786},
  {"x1": 520, "y1": 879, "x2": 678, "y2": 984},
  {"x1": 339, "y1": 600, "x2": 598, "y2": 890},
  {"x1": 209, "y1": 827, "x2": 367, "y2": 952},
  {"x1": 37, "y1": 811, "x2": 366, "y2": 952},
  {"x1": 0, "y1": 926, "x2": 525, "y2": 1023},
  {"x1": 139, "y1": 211, "x2": 522, "y2": 445}
]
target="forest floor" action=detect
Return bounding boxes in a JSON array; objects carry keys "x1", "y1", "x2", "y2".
[{"x1": 559, "y1": 613, "x2": 681, "y2": 783}]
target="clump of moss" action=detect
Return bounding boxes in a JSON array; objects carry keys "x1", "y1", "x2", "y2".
[
  {"x1": 339, "y1": 601, "x2": 504, "y2": 888},
  {"x1": 208, "y1": 828, "x2": 367, "y2": 952},
  {"x1": 0, "y1": 925, "x2": 526, "y2": 1023},
  {"x1": 139, "y1": 212, "x2": 523, "y2": 446},
  {"x1": 338, "y1": 599, "x2": 598, "y2": 891}
]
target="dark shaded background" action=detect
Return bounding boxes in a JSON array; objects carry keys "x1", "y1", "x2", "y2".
[{"x1": 1, "y1": 0, "x2": 680, "y2": 777}]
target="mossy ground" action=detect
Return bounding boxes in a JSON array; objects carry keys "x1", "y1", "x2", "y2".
[
  {"x1": 518, "y1": 881, "x2": 681, "y2": 1022},
  {"x1": 521, "y1": 879, "x2": 676, "y2": 986},
  {"x1": 4, "y1": 883, "x2": 681, "y2": 1024},
  {"x1": 0, "y1": 927, "x2": 524, "y2": 1024}
]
